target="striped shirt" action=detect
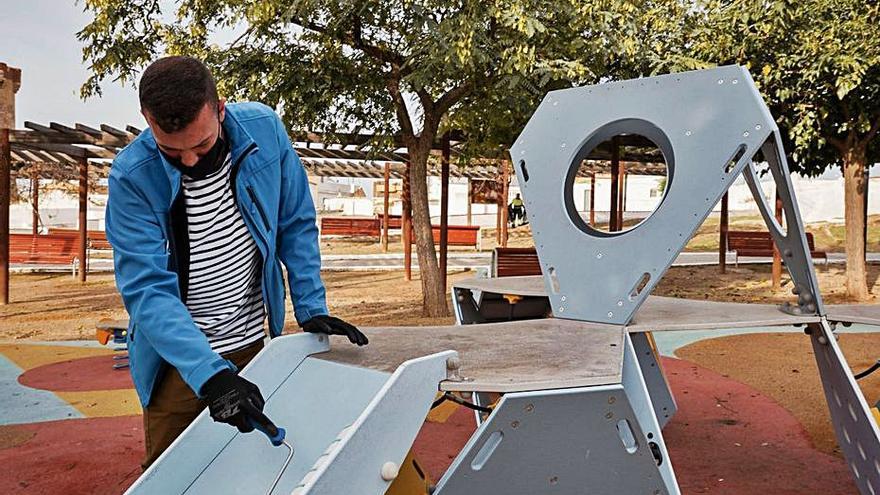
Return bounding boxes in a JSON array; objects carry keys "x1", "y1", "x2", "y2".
[{"x1": 182, "y1": 154, "x2": 266, "y2": 354}]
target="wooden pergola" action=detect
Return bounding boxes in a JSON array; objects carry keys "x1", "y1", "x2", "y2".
[{"x1": 0, "y1": 120, "x2": 678, "y2": 305}]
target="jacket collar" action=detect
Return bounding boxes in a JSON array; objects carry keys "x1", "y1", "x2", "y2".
[{"x1": 140, "y1": 104, "x2": 259, "y2": 203}]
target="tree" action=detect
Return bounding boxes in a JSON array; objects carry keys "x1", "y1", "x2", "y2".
[
  {"x1": 78, "y1": 0, "x2": 687, "y2": 315},
  {"x1": 684, "y1": 0, "x2": 880, "y2": 300}
]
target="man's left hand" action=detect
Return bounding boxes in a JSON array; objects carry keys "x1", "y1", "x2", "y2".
[{"x1": 301, "y1": 315, "x2": 368, "y2": 346}]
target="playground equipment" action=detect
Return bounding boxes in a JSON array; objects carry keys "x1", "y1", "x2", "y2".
[{"x1": 125, "y1": 65, "x2": 880, "y2": 494}]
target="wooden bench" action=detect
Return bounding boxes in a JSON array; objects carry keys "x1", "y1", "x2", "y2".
[
  {"x1": 319, "y1": 217, "x2": 381, "y2": 237},
  {"x1": 48, "y1": 228, "x2": 113, "y2": 250},
  {"x1": 376, "y1": 214, "x2": 402, "y2": 230},
  {"x1": 727, "y1": 230, "x2": 827, "y2": 264},
  {"x1": 409, "y1": 224, "x2": 482, "y2": 250},
  {"x1": 10, "y1": 233, "x2": 83, "y2": 275},
  {"x1": 492, "y1": 247, "x2": 542, "y2": 277}
]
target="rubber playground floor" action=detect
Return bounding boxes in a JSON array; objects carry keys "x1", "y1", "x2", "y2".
[{"x1": 2, "y1": 327, "x2": 879, "y2": 494}]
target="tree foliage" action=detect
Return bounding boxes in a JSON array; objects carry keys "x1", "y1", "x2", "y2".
[
  {"x1": 78, "y1": 0, "x2": 690, "y2": 313},
  {"x1": 678, "y1": 0, "x2": 880, "y2": 299}
]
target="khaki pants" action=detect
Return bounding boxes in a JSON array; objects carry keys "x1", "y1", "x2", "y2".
[{"x1": 141, "y1": 342, "x2": 264, "y2": 470}]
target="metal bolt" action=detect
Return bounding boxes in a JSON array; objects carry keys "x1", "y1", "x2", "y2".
[
  {"x1": 380, "y1": 462, "x2": 400, "y2": 481},
  {"x1": 608, "y1": 396, "x2": 616, "y2": 404},
  {"x1": 457, "y1": 295, "x2": 465, "y2": 302},
  {"x1": 511, "y1": 420, "x2": 520, "y2": 429},
  {"x1": 783, "y1": 249, "x2": 792, "y2": 257},
  {"x1": 755, "y1": 124, "x2": 762, "y2": 130},
  {"x1": 596, "y1": 253, "x2": 603, "y2": 259},
  {"x1": 806, "y1": 303, "x2": 816, "y2": 312},
  {"x1": 732, "y1": 79, "x2": 739, "y2": 84},
  {"x1": 717, "y1": 79, "x2": 724, "y2": 84},
  {"x1": 607, "y1": 311, "x2": 614, "y2": 318},
  {"x1": 818, "y1": 335, "x2": 828, "y2": 345},
  {"x1": 525, "y1": 404, "x2": 535, "y2": 413},
  {"x1": 605, "y1": 411, "x2": 614, "y2": 419},
  {"x1": 685, "y1": 130, "x2": 692, "y2": 136},
  {"x1": 743, "y1": 131, "x2": 750, "y2": 137},
  {"x1": 617, "y1": 300, "x2": 623, "y2": 307},
  {"x1": 561, "y1": 296, "x2": 567, "y2": 302},
  {"x1": 549, "y1": 476, "x2": 559, "y2": 485},
  {"x1": 802, "y1": 292, "x2": 813, "y2": 303},
  {"x1": 561, "y1": 142, "x2": 567, "y2": 149},
  {"x1": 559, "y1": 307, "x2": 565, "y2": 313},
  {"x1": 446, "y1": 356, "x2": 461, "y2": 371},
  {"x1": 553, "y1": 101, "x2": 559, "y2": 106}
]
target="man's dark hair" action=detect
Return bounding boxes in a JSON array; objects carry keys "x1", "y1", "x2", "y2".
[{"x1": 139, "y1": 56, "x2": 219, "y2": 133}]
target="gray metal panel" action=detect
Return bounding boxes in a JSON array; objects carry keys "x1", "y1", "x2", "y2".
[
  {"x1": 433, "y1": 384, "x2": 674, "y2": 494},
  {"x1": 299, "y1": 351, "x2": 454, "y2": 494},
  {"x1": 183, "y1": 358, "x2": 389, "y2": 494},
  {"x1": 125, "y1": 333, "x2": 342, "y2": 494},
  {"x1": 511, "y1": 65, "x2": 771, "y2": 325},
  {"x1": 621, "y1": 333, "x2": 680, "y2": 492},
  {"x1": 631, "y1": 332, "x2": 677, "y2": 428},
  {"x1": 316, "y1": 320, "x2": 625, "y2": 393},
  {"x1": 809, "y1": 320, "x2": 880, "y2": 495},
  {"x1": 741, "y1": 134, "x2": 823, "y2": 314},
  {"x1": 826, "y1": 305, "x2": 880, "y2": 326}
]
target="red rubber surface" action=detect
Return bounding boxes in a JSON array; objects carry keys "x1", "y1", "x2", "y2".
[{"x1": 18, "y1": 354, "x2": 133, "y2": 392}]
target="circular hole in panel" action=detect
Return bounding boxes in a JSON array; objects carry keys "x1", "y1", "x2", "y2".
[{"x1": 564, "y1": 119, "x2": 672, "y2": 236}]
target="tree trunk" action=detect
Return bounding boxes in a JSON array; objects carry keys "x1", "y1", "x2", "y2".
[
  {"x1": 408, "y1": 141, "x2": 448, "y2": 317},
  {"x1": 843, "y1": 147, "x2": 869, "y2": 300}
]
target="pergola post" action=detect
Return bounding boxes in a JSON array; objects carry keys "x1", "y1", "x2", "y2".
[
  {"x1": 31, "y1": 172, "x2": 38, "y2": 235},
  {"x1": 440, "y1": 134, "x2": 450, "y2": 289},
  {"x1": 466, "y1": 178, "x2": 472, "y2": 226},
  {"x1": 78, "y1": 157, "x2": 88, "y2": 282},
  {"x1": 402, "y1": 162, "x2": 412, "y2": 281},
  {"x1": 609, "y1": 137, "x2": 620, "y2": 231},
  {"x1": 0, "y1": 128, "x2": 9, "y2": 304},
  {"x1": 381, "y1": 163, "x2": 390, "y2": 252},
  {"x1": 495, "y1": 163, "x2": 502, "y2": 245},
  {"x1": 719, "y1": 192, "x2": 729, "y2": 274},
  {"x1": 590, "y1": 170, "x2": 596, "y2": 225},
  {"x1": 618, "y1": 165, "x2": 626, "y2": 229},
  {"x1": 772, "y1": 189, "x2": 783, "y2": 290},
  {"x1": 500, "y1": 160, "x2": 509, "y2": 247}
]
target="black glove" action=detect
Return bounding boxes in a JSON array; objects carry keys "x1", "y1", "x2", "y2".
[
  {"x1": 201, "y1": 369, "x2": 272, "y2": 433},
  {"x1": 301, "y1": 315, "x2": 369, "y2": 346}
]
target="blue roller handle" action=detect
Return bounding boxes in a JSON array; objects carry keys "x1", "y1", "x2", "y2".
[{"x1": 250, "y1": 418, "x2": 286, "y2": 447}]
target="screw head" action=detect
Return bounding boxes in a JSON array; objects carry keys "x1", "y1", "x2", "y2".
[
  {"x1": 743, "y1": 131, "x2": 750, "y2": 137},
  {"x1": 617, "y1": 300, "x2": 623, "y2": 307},
  {"x1": 511, "y1": 420, "x2": 520, "y2": 429},
  {"x1": 605, "y1": 411, "x2": 614, "y2": 419},
  {"x1": 525, "y1": 404, "x2": 535, "y2": 413},
  {"x1": 607, "y1": 311, "x2": 614, "y2": 318},
  {"x1": 685, "y1": 130, "x2": 692, "y2": 136},
  {"x1": 608, "y1": 396, "x2": 616, "y2": 404}
]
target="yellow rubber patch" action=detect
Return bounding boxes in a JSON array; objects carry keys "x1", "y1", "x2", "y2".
[
  {"x1": 427, "y1": 399, "x2": 459, "y2": 424},
  {"x1": 872, "y1": 407, "x2": 880, "y2": 426},
  {"x1": 0, "y1": 344, "x2": 112, "y2": 371},
  {"x1": 56, "y1": 389, "x2": 141, "y2": 418}
]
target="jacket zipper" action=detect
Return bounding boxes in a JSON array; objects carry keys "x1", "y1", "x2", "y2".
[{"x1": 246, "y1": 185, "x2": 271, "y2": 232}]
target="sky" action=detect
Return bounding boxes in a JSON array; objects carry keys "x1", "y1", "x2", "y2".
[{"x1": 1, "y1": 0, "x2": 144, "y2": 129}]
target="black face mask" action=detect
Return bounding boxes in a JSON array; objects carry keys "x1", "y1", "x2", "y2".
[{"x1": 162, "y1": 125, "x2": 230, "y2": 180}]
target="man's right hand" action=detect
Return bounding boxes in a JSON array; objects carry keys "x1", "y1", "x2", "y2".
[{"x1": 201, "y1": 369, "x2": 271, "y2": 433}]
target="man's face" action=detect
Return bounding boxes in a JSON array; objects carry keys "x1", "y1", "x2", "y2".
[{"x1": 143, "y1": 100, "x2": 226, "y2": 167}]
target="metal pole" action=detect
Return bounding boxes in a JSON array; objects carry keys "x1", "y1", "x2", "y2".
[
  {"x1": 772, "y1": 189, "x2": 783, "y2": 290},
  {"x1": 78, "y1": 157, "x2": 88, "y2": 282},
  {"x1": 440, "y1": 134, "x2": 450, "y2": 290},
  {"x1": 590, "y1": 170, "x2": 596, "y2": 225},
  {"x1": 402, "y1": 163, "x2": 412, "y2": 281},
  {"x1": 31, "y1": 173, "x2": 39, "y2": 235},
  {"x1": 500, "y1": 160, "x2": 509, "y2": 247},
  {"x1": 466, "y1": 178, "x2": 472, "y2": 226},
  {"x1": 609, "y1": 137, "x2": 620, "y2": 231},
  {"x1": 0, "y1": 128, "x2": 9, "y2": 304},
  {"x1": 618, "y1": 165, "x2": 626, "y2": 229},
  {"x1": 381, "y1": 163, "x2": 390, "y2": 252},
  {"x1": 719, "y1": 192, "x2": 728, "y2": 274}
]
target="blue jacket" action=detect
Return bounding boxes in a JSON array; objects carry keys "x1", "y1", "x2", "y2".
[{"x1": 106, "y1": 102, "x2": 328, "y2": 407}]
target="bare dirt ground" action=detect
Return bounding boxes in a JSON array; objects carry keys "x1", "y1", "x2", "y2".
[{"x1": 4, "y1": 261, "x2": 880, "y2": 341}]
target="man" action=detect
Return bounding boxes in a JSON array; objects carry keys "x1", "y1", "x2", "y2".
[
  {"x1": 509, "y1": 193, "x2": 526, "y2": 227},
  {"x1": 106, "y1": 56, "x2": 368, "y2": 469}
]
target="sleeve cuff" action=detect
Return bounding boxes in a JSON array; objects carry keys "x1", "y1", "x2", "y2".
[
  {"x1": 295, "y1": 305, "x2": 329, "y2": 326},
  {"x1": 186, "y1": 355, "x2": 235, "y2": 397}
]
